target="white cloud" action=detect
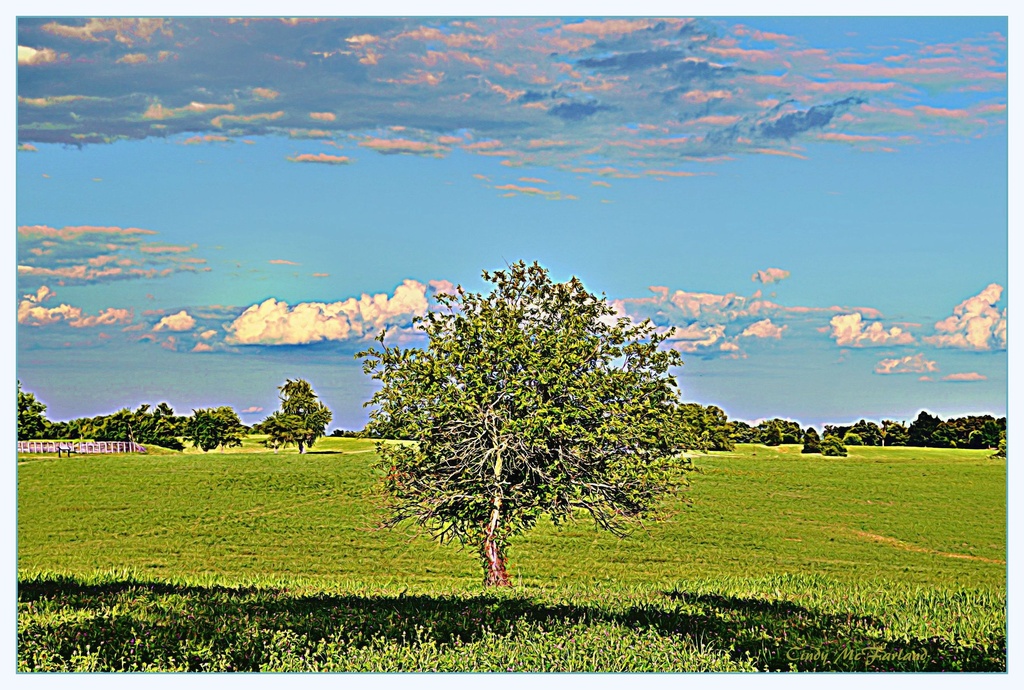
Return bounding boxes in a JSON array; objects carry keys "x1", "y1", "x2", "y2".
[
  {"x1": 874, "y1": 353, "x2": 938, "y2": 375},
  {"x1": 829, "y1": 313, "x2": 914, "y2": 347},
  {"x1": 741, "y1": 318, "x2": 787, "y2": 339},
  {"x1": 663, "y1": 323, "x2": 732, "y2": 353},
  {"x1": 153, "y1": 310, "x2": 197, "y2": 332},
  {"x1": 17, "y1": 285, "x2": 132, "y2": 328},
  {"x1": 751, "y1": 267, "x2": 790, "y2": 284},
  {"x1": 923, "y1": 283, "x2": 1006, "y2": 350},
  {"x1": 225, "y1": 279, "x2": 432, "y2": 346},
  {"x1": 941, "y1": 372, "x2": 987, "y2": 382}
]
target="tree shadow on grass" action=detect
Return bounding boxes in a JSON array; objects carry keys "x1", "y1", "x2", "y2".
[{"x1": 18, "y1": 575, "x2": 1004, "y2": 672}]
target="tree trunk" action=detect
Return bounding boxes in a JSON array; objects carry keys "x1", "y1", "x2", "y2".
[
  {"x1": 482, "y1": 495, "x2": 511, "y2": 587},
  {"x1": 298, "y1": 441, "x2": 305, "y2": 454}
]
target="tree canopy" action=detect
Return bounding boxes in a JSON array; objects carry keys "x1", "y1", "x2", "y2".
[
  {"x1": 360, "y1": 261, "x2": 690, "y2": 586},
  {"x1": 17, "y1": 382, "x2": 48, "y2": 441},
  {"x1": 185, "y1": 407, "x2": 246, "y2": 452},
  {"x1": 257, "y1": 379, "x2": 332, "y2": 454}
]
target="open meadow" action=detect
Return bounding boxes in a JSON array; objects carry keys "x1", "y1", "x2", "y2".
[{"x1": 17, "y1": 438, "x2": 1006, "y2": 672}]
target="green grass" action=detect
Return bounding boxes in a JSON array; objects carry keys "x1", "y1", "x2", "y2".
[{"x1": 17, "y1": 440, "x2": 1006, "y2": 672}]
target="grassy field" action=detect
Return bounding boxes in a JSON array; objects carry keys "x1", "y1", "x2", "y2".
[{"x1": 17, "y1": 439, "x2": 1006, "y2": 672}]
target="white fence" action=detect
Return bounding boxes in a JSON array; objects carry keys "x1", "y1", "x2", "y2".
[{"x1": 17, "y1": 441, "x2": 147, "y2": 454}]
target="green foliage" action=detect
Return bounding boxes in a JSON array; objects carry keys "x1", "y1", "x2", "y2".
[
  {"x1": 16, "y1": 572, "x2": 1004, "y2": 672},
  {"x1": 17, "y1": 381, "x2": 49, "y2": 441},
  {"x1": 881, "y1": 420, "x2": 909, "y2": 447},
  {"x1": 676, "y1": 403, "x2": 734, "y2": 452},
  {"x1": 847, "y1": 420, "x2": 882, "y2": 446},
  {"x1": 842, "y1": 432, "x2": 864, "y2": 446},
  {"x1": 908, "y1": 411, "x2": 942, "y2": 447},
  {"x1": 360, "y1": 261, "x2": 689, "y2": 585},
  {"x1": 329, "y1": 428, "x2": 365, "y2": 438},
  {"x1": 757, "y1": 419, "x2": 800, "y2": 446},
  {"x1": 820, "y1": 436, "x2": 848, "y2": 457},
  {"x1": 727, "y1": 420, "x2": 758, "y2": 444},
  {"x1": 55, "y1": 403, "x2": 187, "y2": 450},
  {"x1": 991, "y1": 433, "x2": 1006, "y2": 459},
  {"x1": 801, "y1": 427, "x2": 821, "y2": 454},
  {"x1": 185, "y1": 407, "x2": 246, "y2": 452},
  {"x1": 254, "y1": 411, "x2": 307, "y2": 452},
  {"x1": 260, "y1": 379, "x2": 332, "y2": 454}
]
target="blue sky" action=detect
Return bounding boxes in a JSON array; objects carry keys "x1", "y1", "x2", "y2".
[{"x1": 15, "y1": 15, "x2": 1009, "y2": 430}]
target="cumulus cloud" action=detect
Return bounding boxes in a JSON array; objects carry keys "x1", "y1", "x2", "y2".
[
  {"x1": 153, "y1": 310, "x2": 197, "y2": 332},
  {"x1": 752, "y1": 267, "x2": 790, "y2": 284},
  {"x1": 874, "y1": 353, "x2": 938, "y2": 375},
  {"x1": 829, "y1": 313, "x2": 915, "y2": 347},
  {"x1": 741, "y1": 318, "x2": 787, "y2": 339},
  {"x1": 225, "y1": 279, "x2": 435, "y2": 346},
  {"x1": 17, "y1": 285, "x2": 133, "y2": 328},
  {"x1": 18, "y1": 45, "x2": 61, "y2": 65},
  {"x1": 922, "y1": 283, "x2": 1006, "y2": 351}
]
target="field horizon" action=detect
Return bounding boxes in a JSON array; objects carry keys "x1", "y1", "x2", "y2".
[{"x1": 17, "y1": 438, "x2": 1006, "y2": 672}]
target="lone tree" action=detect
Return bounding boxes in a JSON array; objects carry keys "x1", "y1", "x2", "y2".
[
  {"x1": 820, "y1": 435, "x2": 848, "y2": 457},
  {"x1": 359, "y1": 261, "x2": 690, "y2": 587},
  {"x1": 185, "y1": 407, "x2": 246, "y2": 452},
  {"x1": 260, "y1": 379, "x2": 332, "y2": 454}
]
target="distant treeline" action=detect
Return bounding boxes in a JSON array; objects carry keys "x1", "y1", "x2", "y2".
[
  {"x1": 18, "y1": 383, "x2": 1005, "y2": 453},
  {"x1": 677, "y1": 404, "x2": 1005, "y2": 452}
]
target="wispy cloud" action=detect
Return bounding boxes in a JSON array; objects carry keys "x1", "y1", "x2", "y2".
[
  {"x1": 17, "y1": 17, "x2": 1005, "y2": 165},
  {"x1": 17, "y1": 224, "x2": 209, "y2": 286},
  {"x1": 874, "y1": 353, "x2": 938, "y2": 375},
  {"x1": 286, "y1": 152, "x2": 352, "y2": 164},
  {"x1": 941, "y1": 372, "x2": 987, "y2": 382}
]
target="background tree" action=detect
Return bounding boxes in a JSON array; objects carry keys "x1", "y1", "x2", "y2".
[
  {"x1": 908, "y1": 411, "x2": 941, "y2": 447},
  {"x1": 880, "y1": 420, "x2": 909, "y2": 447},
  {"x1": 273, "y1": 379, "x2": 332, "y2": 454},
  {"x1": 360, "y1": 261, "x2": 690, "y2": 587},
  {"x1": 842, "y1": 431, "x2": 864, "y2": 446},
  {"x1": 848, "y1": 420, "x2": 882, "y2": 446},
  {"x1": 801, "y1": 427, "x2": 821, "y2": 454},
  {"x1": 757, "y1": 418, "x2": 800, "y2": 446},
  {"x1": 991, "y1": 432, "x2": 1006, "y2": 459},
  {"x1": 820, "y1": 436, "x2": 848, "y2": 457},
  {"x1": 94, "y1": 404, "x2": 185, "y2": 450},
  {"x1": 676, "y1": 403, "x2": 734, "y2": 452},
  {"x1": 255, "y1": 411, "x2": 307, "y2": 453},
  {"x1": 185, "y1": 407, "x2": 246, "y2": 452},
  {"x1": 726, "y1": 420, "x2": 758, "y2": 444},
  {"x1": 17, "y1": 382, "x2": 49, "y2": 440}
]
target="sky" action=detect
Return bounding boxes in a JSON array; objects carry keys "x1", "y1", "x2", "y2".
[{"x1": 13, "y1": 13, "x2": 1010, "y2": 431}]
